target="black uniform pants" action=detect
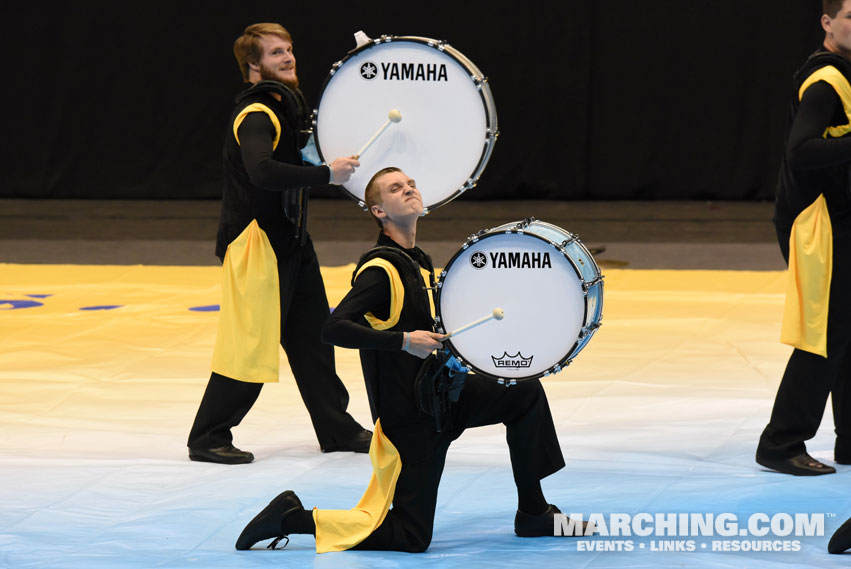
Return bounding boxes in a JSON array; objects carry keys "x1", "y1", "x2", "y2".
[
  {"x1": 351, "y1": 376, "x2": 565, "y2": 552},
  {"x1": 758, "y1": 222, "x2": 851, "y2": 460},
  {"x1": 188, "y1": 238, "x2": 363, "y2": 450}
]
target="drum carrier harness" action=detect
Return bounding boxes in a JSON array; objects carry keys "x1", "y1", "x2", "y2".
[{"x1": 353, "y1": 245, "x2": 469, "y2": 433}]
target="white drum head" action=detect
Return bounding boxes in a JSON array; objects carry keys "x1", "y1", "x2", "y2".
[
  {"x1": 437, "y1": 232, "x2": 586, "y2": 380},
  {"x1": 314, "y1": 37, "x2": 497, "y2": 211}
]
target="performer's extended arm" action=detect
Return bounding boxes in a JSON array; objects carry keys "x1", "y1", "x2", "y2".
[{"x1": 237, "y1": 112, "x2": 330, "y2": 190}]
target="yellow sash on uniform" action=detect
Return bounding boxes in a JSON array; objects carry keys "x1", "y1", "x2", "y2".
[
  {"x1": 210, "y1": 219, "x2": 281, "y2": 383},
  {"x1": 354, "y1": 259, "x2": 405, "y2": 330},
  {"x1": 313, "y1": 420, "x2": 402, "y2": 553},
  {"x1": 780, "y1": 195, "x2": 833, "y2": 358},
  {"x1": 798, "y1": 66, "x2": 851, "y2": 139},
  {"x1": 233, "y1": 103, "x2": 282, "y2": 150}
]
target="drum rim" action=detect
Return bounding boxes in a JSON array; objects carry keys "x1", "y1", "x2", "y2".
[
  {"x1": 311, "y1": 35, "x2": 499, "y2": 212},
  {"x1": 434, "y1": 222, "x2": 600, "y2": 382}
]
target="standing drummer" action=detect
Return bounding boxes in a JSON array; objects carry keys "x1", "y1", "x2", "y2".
[
  {"x1": 234, "y1": 167, "x2": 589, "y2": 553},
  {"x1": 186, "y1": 23, "x2": 372, "y2": 464}
]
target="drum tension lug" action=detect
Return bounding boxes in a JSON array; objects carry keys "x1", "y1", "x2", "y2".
[
  {"x1": 579, "y1": 323, "x2": 602, "y2": 339},
  {"x1": 561, "y1": 235, "x2": 579, "y2": 248},
  {"x1": 516, "y1": 217, "x2": 536, "y2": 230},
  {"x1": 582, "y1": 276, "x2": 604, "y2": 291},
  {"x1": 465, "y1": 229, "x2": 487, "y2": 246}
]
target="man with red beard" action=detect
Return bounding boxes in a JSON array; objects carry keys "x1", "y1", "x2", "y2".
[{"x1": 187, "y1": 23, "x2": 371, "y2": 464}]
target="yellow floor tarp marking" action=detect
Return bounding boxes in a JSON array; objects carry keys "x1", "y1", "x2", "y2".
[{"x1": 0, "y1": 264, "x2": 789, "y2": 446}]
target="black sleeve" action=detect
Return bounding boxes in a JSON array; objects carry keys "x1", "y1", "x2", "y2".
[
  {"x1": 236, "y1": 112, "x2": 331, "y2": 190},
  {"x1": 322, "y1": 267, "x2": 406, "y2": 351},
  {"x1": 787, "y1": 80, "x2": 851, "y2": 171}
]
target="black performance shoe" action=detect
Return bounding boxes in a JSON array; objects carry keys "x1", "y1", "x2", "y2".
[
  {"x1": 829, "y1": 516, "x2": 851, "y2": 554},
  {"x1": 515, "y1": 504, "x2": 596, "y2": 537},
  {"x1": 188, "y1": 444, "x2": 254, "y2": 464},
  {"x1": 235, "y1": 491, "x2": 304, "y2": 550},
  {"x1": 755, "y1": 452, "x2": 835, "y2": 476},
  {"x1": 320, "y1": 429, "x2": 372, "y2": 454}
]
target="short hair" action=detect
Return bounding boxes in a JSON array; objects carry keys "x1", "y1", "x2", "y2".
[
  {"x1": 233, "y1": 23, "x2": 292, "y2": 82},
  {"x1": 825, "y1": 0, "x2": 845, "y2": 18},
  {"x1": 364, "y1": 167, "x2": 402, "y2": 228}
]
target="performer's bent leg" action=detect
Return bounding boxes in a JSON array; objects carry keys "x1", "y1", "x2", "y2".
[
  {"x1": 188, "y1": 372, "x2": 262, "y2": 449},
  {"x1": 278, "y1": 241, "x2": 366, "y2": 447},
  {"x1": 351, "y1": 446, "x2": 448, "y2": 552},
  {"x1": 452, "y1": 377, "x2": 566, "y2": 486}
]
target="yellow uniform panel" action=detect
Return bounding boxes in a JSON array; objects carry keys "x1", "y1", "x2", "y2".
[
  {"x1": 211, "y1": 220, "x2": 281, "y2": 383},
  {"x1": 780, "y1": 195, "x2": 832, "y2": 358}
]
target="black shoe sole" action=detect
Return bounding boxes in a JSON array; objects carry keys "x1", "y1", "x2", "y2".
[
  {"x1": 188, "y1": 449, "x2": 254, "y2": 465},
  {"x1": 320, "y1": 444, "x2": 370, "y2": 454},
  {"x1": 320, "y1": 432, "x2": 372, "y2": 454}
]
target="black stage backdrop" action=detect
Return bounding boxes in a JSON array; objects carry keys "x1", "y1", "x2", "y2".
[{"x1": 1, "y1": 1, "x2": 822, "y2": 200}]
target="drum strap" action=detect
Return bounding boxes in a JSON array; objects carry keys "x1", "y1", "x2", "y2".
[
  {"x1": 353, "y1": 246, "x2": 436, "y2": 318},
  {"x1": 236, "y1": 80, "x2": 310, "y2": 140}
]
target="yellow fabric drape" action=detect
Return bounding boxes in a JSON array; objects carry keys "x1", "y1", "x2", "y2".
[
  {"x1": 210, "y1": 220, "x2": 281, "y2": 383},
  {"x1": 313, "y1": 419, "x2": 402, "y2": 553},
  {"x1": 780, "y1": 195, "x2": 833, "y2": 358},
  {"x1": 798, "y1": 66, "x2": 851, "y2": 139},
  {"x1": 232, "y1": 103, "x2": 282, "y2": 150},
  {"x1": 355, "y1": 259, "x2": 405, "y2": 330}
]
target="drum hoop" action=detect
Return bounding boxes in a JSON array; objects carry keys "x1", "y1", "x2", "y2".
[
  {"x1": 312, "y1": 35, "x2": 499, "y2": 212},
  {"x1": 434, "y1": 226, "x2": 596, "y2": 382}
]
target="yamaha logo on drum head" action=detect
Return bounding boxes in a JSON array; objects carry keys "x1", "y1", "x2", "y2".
[
  {"x1": 359, "y1": 61, "x2": 378, "y2": 80},
  {"x1": 470, "y1": 251, "x2": 487, "y2": 269}
]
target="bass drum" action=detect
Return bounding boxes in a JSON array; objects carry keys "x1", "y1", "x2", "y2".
[
  {"x1": 435, "y1": 219, "x2": 603, "y2": 384},
  {"x1": 313, "y1": 35, "x2": 498, "y2": 212}
]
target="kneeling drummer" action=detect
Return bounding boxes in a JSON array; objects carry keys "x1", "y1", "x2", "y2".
[{"x1": 236, "y1": 168, "x2": 589, "y2": 553}]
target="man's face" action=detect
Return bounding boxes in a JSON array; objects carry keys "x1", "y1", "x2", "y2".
[
  {"x1": 256, "y1": 34, "x2": 298, "y2": 88},
  {"x1": 373, "y1": 171, "x2": 423, "y2": 222},
  {"x1": 824, "y1": 0, "x2": 851, "y2": 57}
]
